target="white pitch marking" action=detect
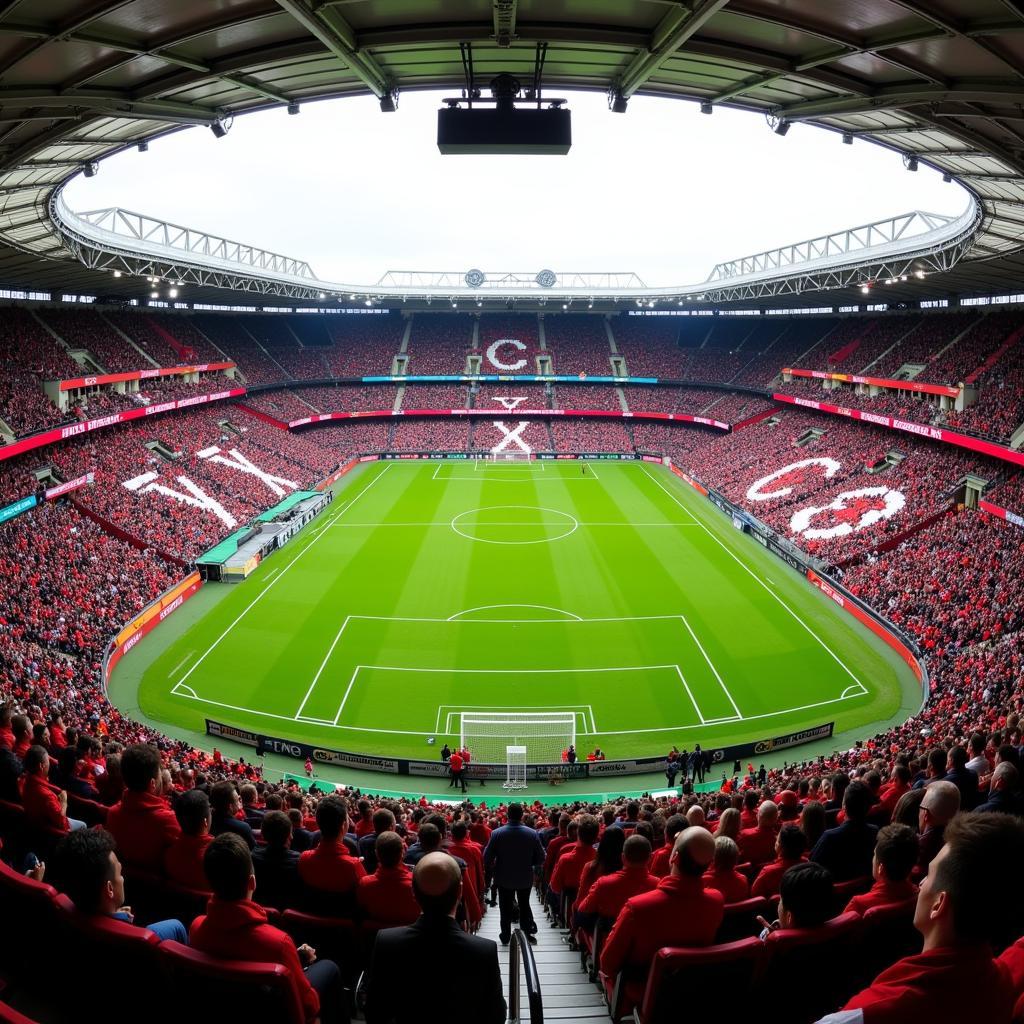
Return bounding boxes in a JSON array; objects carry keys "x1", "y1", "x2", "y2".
[
  {"x1": 673, "y1": 665, "x2": 706, "y2": 725},
  {"x1": 681, "y1": 614, "x2": 743, "y2": 719},
  {"x1": 294, "y1": 617, "x2": 352, "y2": 719},
  {"x1": 172, "y1": 684, "x2": 866, "y2": 739},
  {"x1": 333, "y1": 665, "x2": 363, "y2": 725},
  {"x1": 168, "y1": 651, "x2": 196, "y2": 679},
  {"x1": 175, "y1": 463, "x2": 393, "y2": 690},
  {"x1": 642, "y1": 464, "x2": 866, "y2": 689},
  {"x1": 447, "y1": 604, "x2": 583, "y2": 622},
  {"x1": 262, "y1": 568, "x2": 281, "y2": 585},
  {"x1": 171, "y1": 682, "x2": 198, "y2": 698}
]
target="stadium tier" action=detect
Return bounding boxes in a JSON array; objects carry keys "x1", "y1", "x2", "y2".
[{"x1": 8, "y1": 3, "x2": 1024, "y2": 1016}]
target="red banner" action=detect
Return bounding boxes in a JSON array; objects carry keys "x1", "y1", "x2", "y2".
[
  {"x1": 59, "y1": 362, "x2": 235, "y2": 392},
  {"x1": 783, "y1": 368, "x2": 959, "y2": 399},
  {"x1": 980, "y1": 499, "x2": 1024, "y2": 529},
  {"x1": 289, "y1": 409, "x2": 731, "y2": 431},
  {"x1": 45, "y1": 472, "x2": 93, "y2": 499},
  {"x1": 773, "y1": 393, "x2": 1024, "y2": 469},
  {"x1": 0, "y1": 388, "x2": 245, "y2": 464},
  {"x1": 806, "y1": 569, "x2": 924, "y2": 684},
  {"x1": 669, "y1": 463, "x2": 709, "y2": 496},
  {"x1": 234, "y1": 403, "x2": 288, "y2": 429},
  {"x1": 105, "y1": 572, "x2": 202, "y2": 683}
]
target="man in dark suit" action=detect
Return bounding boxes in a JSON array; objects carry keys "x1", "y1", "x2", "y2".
[
  {"x1": 364, "y1": 852, "x2": 506, "y2": 1024},
  {"x1": 484, "y1": 801, "x2": 545, "y2": 944},
  {"x1": 810, "y1": 779, "x2": 879, "y2": 881},
  {"x1": 252, "y1": 809, "x2": 301, "y2": 910}
]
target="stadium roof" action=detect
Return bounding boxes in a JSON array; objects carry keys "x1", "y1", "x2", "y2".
[{"x1": 2, "y1": 0, "x2": 1024, "y2": 309}]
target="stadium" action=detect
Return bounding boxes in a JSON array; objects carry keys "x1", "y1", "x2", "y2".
[{"x1": 3, "y1": 1, "x2": 1024, "y2": 1021}]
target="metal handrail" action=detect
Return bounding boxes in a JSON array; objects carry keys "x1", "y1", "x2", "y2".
[{"x1": 509, "y1": 928, "x2": 544, "y2": 1024}]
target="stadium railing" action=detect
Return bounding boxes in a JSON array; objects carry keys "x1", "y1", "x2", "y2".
[{"x1": 509, "y1": 927, "x2": 544, "y2": 1024}]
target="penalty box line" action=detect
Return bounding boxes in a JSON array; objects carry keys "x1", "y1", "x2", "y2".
[
  {"x1": 293, "y1": 613, "x2": 747, "y2": 730},
  {"x1": 439, "y1": 705, "x2": 596, "y2": 734}
]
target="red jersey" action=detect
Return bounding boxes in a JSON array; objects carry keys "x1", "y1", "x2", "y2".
[
  {"x1": 845, "y1": 878, "x2": 918, "y2": 916},
  {"x1": 577, "y1": 864, "x2": 658, "y2": 921},
  {"x1": 356, "y1": 864, "x2": 419, "y2": 927}
]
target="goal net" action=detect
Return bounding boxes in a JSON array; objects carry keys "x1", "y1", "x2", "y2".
[
  {"x1": 460, "y1": 712, "x2": 576, "y2": 765},
  {"x1": 488, "y1": 451, "x2": 534, "y2": 462}
]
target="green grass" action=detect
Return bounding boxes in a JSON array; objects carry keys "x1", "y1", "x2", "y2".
[{"x1": 133, "y1": 459, "x2": 921, "y2": 763}]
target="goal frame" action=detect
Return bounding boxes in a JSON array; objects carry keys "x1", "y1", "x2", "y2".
[
  {"x1": 488, "y1": 451, "x2": 535, "y2": 463},
  {"x1": 460, "y1": 711, "x2": 577, "y2": 764}
]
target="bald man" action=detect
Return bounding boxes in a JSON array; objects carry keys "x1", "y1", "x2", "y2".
[
  {"x1": 600, "y1": 826, "x2": 724, "y2": 1016},
  {"x1": 917, "y1": 780, "x2": 960, "y2": 877},
  {"x1": 737, "y1": 800, "x2": 780, "y2": 865},
  {"x1": 977, "y1": 762, "x2": 1023, "y2": 816},
  {"x1": 363, "y1": 852, "x2": 506, "y2": 1024}
]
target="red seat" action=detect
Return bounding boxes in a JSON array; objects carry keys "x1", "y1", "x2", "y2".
[
  {"x1": 157, "y1": 940, "x2": 306, "y2": 1024},
  {"x1": 0, "y1": 855, "x2": 60, "y2": 983},
  {"x1": 278, "y1": 908, "x2": 361, "y2": 982},
  {"x1": 67, "y1": 794, "x2": 109, "y2": 826},
  {"x1": 52, "y1": 893, "x2": 165, "y2": 1022},
  {"x1": 832, "y1": 875, "x2": 872, "y2": 914},
  {"x1": 716, "y1": 896, "x2": 771, "y2": 943},
  {"x1": 764, "y1": 912, "x2": 863, "y2": 1023},
  {"x1": 859, "y1": 898, "x2": 921, "y2": 985},
  {"x1": 634, "y1": 938, "x2": 766, "y2": 1024},
  {"x1": 0, "y1": 1003, "x2": 39, "y2": 1024}
]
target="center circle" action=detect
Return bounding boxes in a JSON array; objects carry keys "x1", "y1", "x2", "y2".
[{"x1": 450, "y1": 505, "x2": 579, "y2": 545}]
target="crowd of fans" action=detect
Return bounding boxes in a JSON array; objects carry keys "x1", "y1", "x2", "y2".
[
  {"x1": 867, "y1": 311, "x2": 977, "y2": 380},
  {"x1": 405, "y1": 315, "x2": 472, "y2": 375},
  {"x1": 777, "y1": 376, "x2": 946, "y2": 424},
  {"x1": 400, "y1": 385, "x2": 469, "y2": 410},
  {"x1": 550, "y1": 420, "x2": 633, "y2": 452},
  {"x1": 946, "y1": 329, "x2": 1024, "y2": 442},
  {"x1": 544, "y1": 315, "x2": 614, "y2": 375},
  {"x1": 391, "y1": 419, "x2": 471, "y2": 451},
  {"x1": 471, "y1": 384, "x2": 549, "y2": 409},
  {"x1": 553, "y1": 384, "x2": 623, "y2": 410}
]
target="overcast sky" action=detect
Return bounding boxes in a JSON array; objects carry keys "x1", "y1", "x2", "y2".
[{"x1": 65, "y1": 90, "x2": 968, "y2": 288}]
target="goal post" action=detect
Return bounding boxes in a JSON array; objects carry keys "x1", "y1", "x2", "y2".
[
  {"x1": 460, "y1": 712, "x2": 577, "y2": 766},
  {"x1": 488, "y1": 451, "x2": 534, "y2": 462}
]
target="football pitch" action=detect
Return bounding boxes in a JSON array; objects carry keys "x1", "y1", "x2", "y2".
[{"x1": 134, "y1": 459, "x2": 921, "y2": 763}]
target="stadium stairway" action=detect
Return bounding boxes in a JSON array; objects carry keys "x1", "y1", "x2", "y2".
[{"x1": 478, "y1": 888, "x2": 608, "y2": 1023}]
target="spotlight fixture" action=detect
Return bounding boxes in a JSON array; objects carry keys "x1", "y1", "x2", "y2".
[
  {"x1": 562, "y1": 303, "x2": 568, "y2": 310},
  {"x1": 82, "y1": 161, "x2": 98, "y2": 177},
  {"x1": 841, "y1": 132, "x2": 853, "y2": 145},
  {"x1": 113, "y1": 270, "x2": 122, "y2": 278},
  {"x1": 379, "y1": 91, "x2": 397, "y2": 113},
  {"x1": 943, "y1": 171, "x2": 953, "y2": 183},
  {"x1": 860, "y1": 284, "x2": 871, "y2": 294},
  {"x1": 137, "y1": 139, "x2": 149, "y2": 153},
  {"x1": 915, "y1": 270, "x2": 926, "y2": 279},
  {"x1": 168, "y1": 288, "x2": 178, "y2": 298},
  {"x1": 903, "y1": 153, "x2": 918, "y2": 172},
  {"x1": 774, "y1": 119, "x2": 791, "y2": 137},
  {"x1": 318, "y1": 292, "x2": 326, "y2": 299},
  {"x1": 700, "y1": 100, "x2": 713, "y2": 115},
  {"x1": 210, "y1": 118, "x2": 229, "y2": 139},
  {"x1": 287, "y1": 102, "x2": 300, "y2": 116},
  {"x1": 150, "y1": 291, "x2": 158, "y2": 299},
  {"x1": 609, "y1": 89, "x2": 628, "y2": 114}
]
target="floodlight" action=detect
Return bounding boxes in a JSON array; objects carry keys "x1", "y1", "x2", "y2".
[
  {"x1": 82, "y1": 161, "x2": 98, "y2": 177},
  {"x1": 860, "y1": 284, "x2": 871, "y2": 294},
  {"x1": 287, "y1": 102, "x2": 300, "y2": 116},
  {"x1": 379, "y1": 92, "x2": 397, "y2": 113},
  {"x1": 210, "y1": 119, "x2": 229, "y2": 139},
  {"x1": 609, "y1": 89, "x2": 628, "y2": 114},
  {"x1": 774, "y1": 120, "x2": 791, "y2": 137},
  {"x1": 318, "y1": 292, "x2": 326, "y2": 299},
  {"x1": 943, "y1": 171, "x2": 953, "y2": 183},
  {"x1": 150, "y1": 291, "x2": 158, "y2": 299},
  {"x1": 113, "y1": 270, "x2": 121, "y2": 278},
  {"x1": 137, "y1": 139, "x2": 149, "y2": 153},
  {"x1": 700, "y1": 100, "x2": 713, "y2": 115},
  {"x1": 841, "y1": 132, "x2": 853, "y2": 145},
  {"x1": 168, "y1": 288, "x2": 178, "y2": 298},
  {"x1": 903, "y1": 153, "x2": 918, "y2": 172}
]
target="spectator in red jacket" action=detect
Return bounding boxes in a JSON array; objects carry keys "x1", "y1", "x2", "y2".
[
  {"x1": 447, "y1": 819, "x2": 486, "y2": 902},
  {"x1": 297, "y1": 793, "x2": 366, "y2": 915},
  {"x1": 703, "y1": 836, "x2": 750, "y2": 903},
  {"x1": 164, "y1": 788, "x2": 213, "y2": 892},
  {"x1": 577, "y1": 834, "x2": 657, "y2": 925},
  {"x1": 737, "y1": 800, "x2": 780, "y2": 865},
  {"x1": 106, "y1": 743, "x2": 181, "y2": 872},
  {"x1": 543, "y1": 813, "x2": 572, "y2": 882},
  {"x1": 821, "y1": 813, "x2": 1023, "y2": 1023},
  {"x1": 19, "y1": 745, "x2": 77, "y2": 833},
  {"x1": 650, "y1": 813, "x2": 685, "y2": 877},
  {"x1": 11, "y1": 715, "x2": 31, "y2": 759},
  {"x1": 845, "y1": 823, "x2": 919, "y2": 916},
  {"x1": 601, "y1": 826, "x2": 723, "y2": 1012},
  {"x1": 550, "y1": 813, "x2": 599, "y2": 899},
  {"x1": 751, "y1": 824, "x2": 808, "y2": 898},
  {"x1": 192, "y1": 833, "x2": 344, "y2": 1024},
  {"x1": 357, "y1": 831, "x2": 419, "y2": 926},
  {"x1": 874, "y1": 764, "x2": 912, "y2": 823}
]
